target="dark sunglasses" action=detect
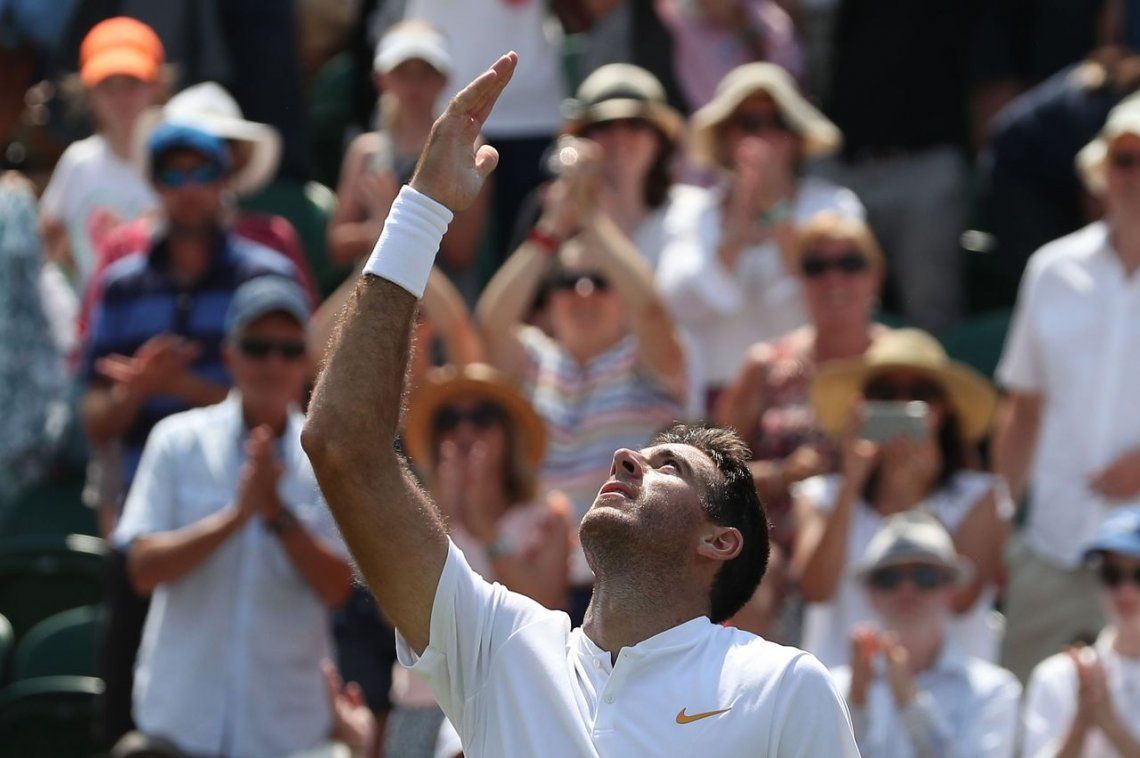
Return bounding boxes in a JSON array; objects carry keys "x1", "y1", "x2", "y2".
[
  {"x1": 433, "y1": 402, "x2": 506, "y2": 433},
  {"x1": 863, "y1": 376, "x2": 944, "y2": 403},
  {"x1": 551, "y1": 271, "x2": 610, "y2": 294},
  {"x1": 1097, "y1": 561, "x2": 1140, "y2": 588},
  {"x1": 237, "y1": 337, "x2": 306, "y2": 361},
  {"x1": 868, "y1": 564, "x2": 954, "y2": 591},
  {"x1": 583, "y1": 117, "x2": 653, "y2": 136},
  {"x1": 730, "y1": 112, "x2": 790, "y2": 134},
  {"x1": 1109, "y1": 152, "x2": 1140, "y2": 172},
  {"x1": 799, "y1": 251, "x2": 870, "y2": 279},
  {"x1": 154, "y1": 162, "x2": 225, "y2": 188}
]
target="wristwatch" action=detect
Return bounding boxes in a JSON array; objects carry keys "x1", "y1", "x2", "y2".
[
  {"x1": 758, "y1": 200, "x2": 793, "y2": 228},
  {"x1": 486, "y1": 534, "x2": 516, "y2": 560},
  {"x1": 265, "y1": 507, "x2": 299, "y2": 536}
]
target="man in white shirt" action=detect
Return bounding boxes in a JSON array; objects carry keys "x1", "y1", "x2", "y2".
[
  {"x1": 303, "y1": 53, "x2": 858, "y2": 757},
  {"x1": 994, "y1": 92, "x2": 1140, "y2": 682},
  {"x1": 830, "y1": 512, "x2": 1021, "y2": 758},
  {"x1": 111, "y1": 277, "x2": 353, "y2": 757}
]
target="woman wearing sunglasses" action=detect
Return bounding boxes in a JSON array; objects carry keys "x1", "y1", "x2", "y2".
[
  {"x1": 389, "y1": 362, "x2": 572, "y2": 756},
  {"x1": 1022, "y1": 506, "x2": 1140, "y2": 757},
  {"x1": 714, "y1": 211, "x2": 890, "y2": 545},
  {"x1": 657, "y1": 62, "x2": 864, "y2": 414},
  {"x1": 790, "y1": 329, "x2": 1009, "y2": 669}
]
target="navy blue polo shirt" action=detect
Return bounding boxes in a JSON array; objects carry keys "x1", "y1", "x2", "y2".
[{"x1": 83, "y1": 230, "x2": 299, "y2": 489}]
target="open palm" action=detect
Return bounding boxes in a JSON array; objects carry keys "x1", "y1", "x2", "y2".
[{"x1": 411, "y1": 52, "x2": 518, "y2": 212}]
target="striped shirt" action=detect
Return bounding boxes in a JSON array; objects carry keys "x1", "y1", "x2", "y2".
[
  {"x1": 518, "y1": 327, "x2": 684, "y2": 583},
  {"x1": 82, "y1": 230, "x2": 298, "y2": 489}
]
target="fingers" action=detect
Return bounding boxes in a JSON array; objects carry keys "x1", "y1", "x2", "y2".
[
  {"x1": 247, "y1": 424, "x2": 275, "y2": 459},
  {"x1": 321, "y1": 659, "x2": 343, "y2": 698},
  {"x1": 344, "y1": 681, "x2": 366, "y2": 708},
  {"x1": 447, "y1": 51, "x2": 518, "y2": 123},
  {"x1": 474, "y1": 144, "x2": 500, "y2": 179}
]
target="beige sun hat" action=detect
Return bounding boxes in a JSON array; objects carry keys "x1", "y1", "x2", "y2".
[
  {"x1": 690, "y1": 62, "x2": 842, "y2": 169},
  {"x1": 562, "y1": 63, "x2": 684, "y2": 143},
  {"x1": 133, "y1": 82, "x2": 282, "y2": 197},
  {"x1": 404, "y1": 363, "x2": 547, "y2": 470},
  {"x1": 810, "y1": 329, "x2": 998, "y2": 443},
  {"x1": 854, "y1": 511, "x2": 970, "y2": 583},
  {"x1": 1076, "y1": 92, "x2": 1140, "y2": 194}
]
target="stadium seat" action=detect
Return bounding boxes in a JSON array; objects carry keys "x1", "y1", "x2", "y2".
[
  {"x1": 0, "y1": 675, "x2": 102, "y2": 757},
  {"x1": 0, "y1": 535, "x2": 107, "y2": 644},
  {"x1": 0, "y1": 466, "x2": 97, "y2": 539},
  {"x1": 938, "y1": 309, "x2": 1013, "y2": 380},
  {"x1": 10, "y1": 604, "x2": 103, "y2": 681}
]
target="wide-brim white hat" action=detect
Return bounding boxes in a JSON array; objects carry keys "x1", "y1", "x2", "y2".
[
  {"x1": 1076, "y1": 92, "x2": 1140, "y2": 194},
  {"x1": 690, "y1": 62, "x2": 841, "y2": 169},
  {"x1": 134, "y1": 81, "x2": 281, "y2": 197}
]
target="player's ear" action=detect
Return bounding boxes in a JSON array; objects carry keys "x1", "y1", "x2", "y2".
[{"x1": 697, "y1": 525, "x2": 742, "y2": 563}]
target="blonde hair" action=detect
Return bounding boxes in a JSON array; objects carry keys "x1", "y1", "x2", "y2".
[{"x1": 794, "y1": 211, "x2": 885, "y2": 273}]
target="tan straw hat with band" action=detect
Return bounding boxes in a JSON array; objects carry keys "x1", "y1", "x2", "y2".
[
  {"x1": 690, "y1": 62, "x2": 841, "y2": 169},
  {"x1": 810, "y1": 329, "x2": 998, "y2": 443},
  {"x1": 562, "y1": 63, "x2": 684, "y2": 143},
  {"x1": 404, "y1": 363, "x2": 547, "y2": 469}
]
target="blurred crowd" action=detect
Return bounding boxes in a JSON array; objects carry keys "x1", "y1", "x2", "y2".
[{"x1": 2, "y1": 0, "x2": 1140, "y2": 756}]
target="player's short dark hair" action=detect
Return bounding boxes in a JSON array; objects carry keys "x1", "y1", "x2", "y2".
[{"x1": 651, "y1": 423, "x2": 770, "y2": 623}]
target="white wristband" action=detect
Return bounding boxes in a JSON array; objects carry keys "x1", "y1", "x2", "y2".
[{"x1": 362, "y1": 185, "x2": 454, "y2": 298}]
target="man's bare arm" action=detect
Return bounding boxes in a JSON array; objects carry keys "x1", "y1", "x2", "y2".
[{"x1": 302, "y1": 53, "x2": 518, "y2": 654}]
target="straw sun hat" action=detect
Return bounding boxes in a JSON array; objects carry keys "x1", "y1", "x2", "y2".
[
  {"x1": 134, "y1": 82, "x2": 282, "y2": 197},
  {"x1": 1076, "y1": 91, "x2": 1140, "y2": 194},
  {"x1": 562, "y1": 63, "x2": 684, "y2": 143},
  {"x1": 810, "y1": 329, "x2": 998, "y2": 444},
  {"x1": 690, "y1": 62, "x2": 841, "y2": 169},
  {"x1": 404, "y1": 363, "x2": 547, "y2": 470}
]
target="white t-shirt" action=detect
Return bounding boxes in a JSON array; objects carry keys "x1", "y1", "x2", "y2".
[
  {"x1": 40, "y1": 134, "x2": 159, "y2": 287},
  {"x1": 396, "y1": 541, "x2": 859, "y2": 757},
  {"x1": 795, "y1": 471, "x2": 1006, "y2": 668},
  {"x1": 997, "y1": 221, "x2": 1140, "y2": 569},
  {"x1": 1022, "y1": 629, "x2": 1140, "y2": 757},
  {"x1": 402, "y1": 0, "x2": 565, "y2": 137},
  {"x1": 656, "y1": 177, "x2": 864, "y2": 392}
]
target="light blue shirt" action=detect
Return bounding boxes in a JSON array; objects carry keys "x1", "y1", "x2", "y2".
[
  {"x1": 113, "y1": 393, "x2": 349, "y2": 758},
  {"x1": 831, "y1": 644, "x2": 1021, "y2": 758}
]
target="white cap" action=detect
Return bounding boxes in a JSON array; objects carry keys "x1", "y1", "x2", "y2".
[{"x1": 373, "y1": 21, "x2": 452, "y2": 77}]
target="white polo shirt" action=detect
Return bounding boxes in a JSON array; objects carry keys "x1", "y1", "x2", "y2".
[
  {"x1": 396, "y1": 542, "x2": 859, "y2": 757},
  {"x1": 997, "y1": 221, "x2": 1140, "y2": 568},
  {"x1": 113, "y1": 394, "x2": 349, "y2": 758},
  {"x1": 1022, "y1": 629, "x2": 1140, "y2": 757}
]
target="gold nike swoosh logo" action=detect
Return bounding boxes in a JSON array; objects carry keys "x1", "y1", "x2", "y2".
[{"x1": 675, "y1": 707, "x2": 732, "y2": 725}]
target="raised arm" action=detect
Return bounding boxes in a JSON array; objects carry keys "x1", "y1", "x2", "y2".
[
  {"x1": 301, "y1": 53, "x2": 517, "y2": 655},
  {"x1": 579, "y1": 212, "x2": 686, "y2": 398}
]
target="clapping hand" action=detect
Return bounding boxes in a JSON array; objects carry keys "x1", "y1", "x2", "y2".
[
  {"x1": 96, "y1": 333, "x2": 201, "y2": 403},
  {"x1": 322, "y1": 660, "x2": 377, "y2": 758},
  {"x1": 236, "y1": 424, "x2": 283, "y2": 522},
  {"x1": 411, "y1": 52, "x2": 518, "y2": 213}
]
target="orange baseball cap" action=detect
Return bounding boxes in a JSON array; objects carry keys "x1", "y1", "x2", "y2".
[{"x1": 79, "y1": 17, "x2": 164, "y2": 87}]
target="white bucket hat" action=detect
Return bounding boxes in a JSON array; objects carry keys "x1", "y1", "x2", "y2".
[
  {"x1": 690, "y1": 62, "x2": 841, "y2": 169},
  {"x1": 373, "y1": 20, "x2": 452, "y2": 77},
  {"x1": 134, "y1": 82, "x2": 282, "y2": 197},
  {"x1": 1076, "y1": 92, "x2": 1140, "y2": 194}
]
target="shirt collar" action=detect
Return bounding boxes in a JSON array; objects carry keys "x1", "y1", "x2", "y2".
[
  {"x1": 148, "y1": 225, "x2": 230, "y2": 286},
  {"x1": 220, "y1": 390, "x2": 303, "y2": 446},
  {"x1": 577, "y1": 615, "x2": 713, "y2": 663}
]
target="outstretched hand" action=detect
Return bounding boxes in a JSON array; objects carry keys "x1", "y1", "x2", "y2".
[{"x1": 411, "y1": 52, "x2": 518, "y2": 212}]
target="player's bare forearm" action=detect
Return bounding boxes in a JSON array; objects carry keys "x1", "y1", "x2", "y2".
[
  {"x1": 302, "y1": 52, "x2": 519, "y2": 652},
  {"x1": 302, "y1": 275, "x2": 447, "y2": 651}
]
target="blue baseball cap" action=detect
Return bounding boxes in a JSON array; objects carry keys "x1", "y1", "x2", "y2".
[
  {"x1": 225, "y1": 277, "x2": 310, "y2": 339},
  {"x1": 1084, "y1": 506, "x2": 1140, "y2": 561},
  {"x1": 147, "y1": 122, "x2": 230, "y2": 171}
]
